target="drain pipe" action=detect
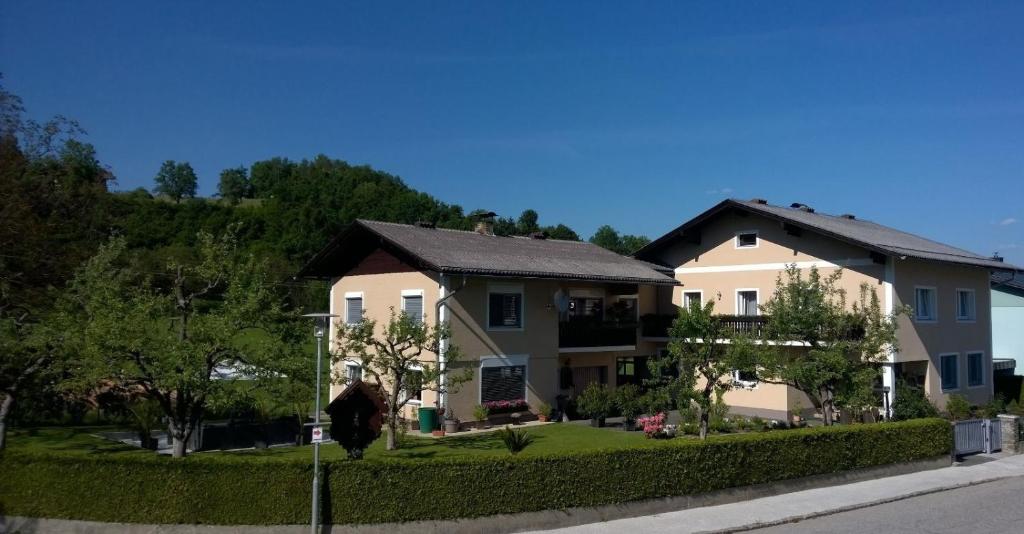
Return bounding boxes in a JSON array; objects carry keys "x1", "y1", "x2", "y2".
[{"x1": 435, "y1": 274, "x2": 467, "y2": 429}]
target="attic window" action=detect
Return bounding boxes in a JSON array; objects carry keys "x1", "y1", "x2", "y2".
[{"x1": 735, "y1": 231, "x2": 758, "y2": 249}]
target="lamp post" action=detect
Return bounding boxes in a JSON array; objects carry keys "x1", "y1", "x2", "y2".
[{"x1": 302, "y1": 313, "x2": 337, "y2": 534}]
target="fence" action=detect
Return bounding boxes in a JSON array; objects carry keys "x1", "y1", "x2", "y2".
[{"x1": 952, "y1": 418, "x2": 1001, "y2": 456}]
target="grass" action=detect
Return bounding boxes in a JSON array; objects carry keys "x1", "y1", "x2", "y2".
[{"x1": 5, "y1": 423, "x2": 657, "y2": 460}]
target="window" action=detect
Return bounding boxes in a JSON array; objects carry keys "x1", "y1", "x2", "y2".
[
  {"x1": 402, "y1": 291, "x2": 424, "y2": 323},
  {"x1": 345, "y1": 293, "x2": 364, "y2": 325},
  {"x1": 345, "y1": 363, "x2": 362, "y2": 383},
  {"x1": 735, "y1": 231, "x2": 758, "y2": 249},
  {"x1": 737, "y1": 290, "x2": 759, "y2": 316},
  {"x1": 485, "y1": 284, "x2": 520, "y2": 325},
  {"x1": 956, "y1": 289, "x2": 976, "y2": 322},
  {"x1": 403, "y1": 369, "x2": 423, "y2": 403},
  {"x1": 569, "y1": 297, "x2": 604, "y2": 320},
  {"x1": 481, "y1": 365, "x2": 526, "y2": 403},
  {"x1": 915, "y1": 287, "x2": 937, "y2": 322},
  {"x1": 616, "y1": 297, "x2": 638, "y2": 321},
  {"x1": 940, "y1": 354, "x2": 959, "y2": 391},
  {"x1": 682, "y1": 290, "x2": 702, "y2": 310},
  {"x1": 733, "y1": 369, "x2": 758, "y2": 388},
  {"x1": 967, "y1": 352, "x2": 984, "y2": 387},
  {"x1": 616, "y1": 356, "x2": 651, "y2": 387}
]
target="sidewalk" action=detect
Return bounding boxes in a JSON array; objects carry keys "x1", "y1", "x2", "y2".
[{"x1": 528, "y1": 454, "x2": 1024, "y2": 534}]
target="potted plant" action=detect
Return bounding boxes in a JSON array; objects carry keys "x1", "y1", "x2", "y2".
[
  {"x1": 615, "y1": 384, "x2": 643, "y2": 431},
  {"x1": 576, "y1": 383, "x2": 612, "y2": 427},
  {"x1": 536, "y1": 402, "x2": 552, "y2": 423},
  {"x1": 443, "y1": 407, "x2": 460, "y2": 434},
  {"x1": 472, "y1": 404, "x2": 490, "y2": 430},
  {"x1": 128, "y1": 398, "x2": 163, "y2": 450}
]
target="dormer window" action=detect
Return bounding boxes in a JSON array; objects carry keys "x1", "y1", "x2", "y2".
[{"x1": 735, "y1": 231, "x2": 758, "y2": 249}]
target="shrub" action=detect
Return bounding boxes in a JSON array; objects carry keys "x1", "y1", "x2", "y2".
[
  {"x1": 0, "y1": 419, "x2": 951, "y2": 525},
  {"x1": 472, "y1": 404, "x2": 490, "y2": 422},
  {"x1": 891, "y1": 382, "x2": 939, "y2": 421},
  {"x1": 497, "y1": 426, "x2": 534, "y2": 455},
  {"x1": 979, "y1": 396, "x2": 1006, "y2": 419},
  {"x1": 537, "y1": 402, "x2": 552, "y2": 419},
  {"x1": 945, "y1": 394, "x2": 972, "y2": 421},
  {"x1": 576, "y1": 383, "x2": 613, "y2": 421},
  {"x1": 637, "y1": 412, "x2": 667, "y2": 438},
  {"x1": 615, "y1": 384, "x2": 644, "y2": 422}
]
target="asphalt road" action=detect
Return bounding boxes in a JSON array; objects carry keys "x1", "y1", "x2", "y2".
[{"x1": 752, "y1": 476, "x2": 1024, "y2": 534}]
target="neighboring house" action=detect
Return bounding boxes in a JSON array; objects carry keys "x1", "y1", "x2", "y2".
[
  {"x1": 300, "y1": 218, "x2": 678, "y2": 423},
  {"x1": 301, "y1": 200, "x2": 1020, "y2": 422},
  {"x1": 991, "y1": 275, "x2": 1024, "y2": 376},
  {"x1": 634, "y1": 199, "x2": 1017, "y2": 414}
]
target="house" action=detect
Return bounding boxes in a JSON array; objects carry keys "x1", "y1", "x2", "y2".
[
  {"x1": 634, "y1": 199, "x2": 1018, "y2": 414},
  {"x1": 300, "y1": 218, "x2": 678, "y2": 423},
  {"x1": 301, "y1": 200, "x2": 1020, "y2": 423},
  {"x1": 991, "y1": 274, "x2": 1024, "y2": 376}
]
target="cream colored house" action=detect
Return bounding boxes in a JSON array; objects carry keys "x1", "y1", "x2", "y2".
[{"x1": 301, "y1": 200, "x2": 1020, "y2": 423}]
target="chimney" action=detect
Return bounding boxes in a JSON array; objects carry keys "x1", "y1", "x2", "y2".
[
  {"x1": 750, "y1": 198, "x2": 768, "y2": 205},
  {"x1": 414, "y1": 220, "x2": 436, "y2": 229},
  {"x1": 839, "y1": 213, "x2": 856, "y2": 220},
  {"x1": 993, "y1": 253, "x2": 1004, "y2": 263},
  {"x1": 472, "y1": 211, "x2": 497, "y2": 236},
  {"x1": 790, "y1": 203, "x2": 815, "y2": 213}
]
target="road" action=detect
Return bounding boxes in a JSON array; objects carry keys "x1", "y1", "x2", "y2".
[{"x1": 752, "y1": 477, "x2": 1024, "y2": 534}]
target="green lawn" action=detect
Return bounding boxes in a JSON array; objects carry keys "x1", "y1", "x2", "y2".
[{"x1": 5, "y1": 423, "x2": 659, "y2": 460}]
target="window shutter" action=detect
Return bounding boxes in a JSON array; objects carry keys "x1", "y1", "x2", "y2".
[
  {"x1": 502, "y1": 294, "x2": 520, "y2": 326},
  {"x1": 481, "y1": 365, "x2": 526, "y2": 403},
  {"x1": 346, "y1": 297, "x2": 363, "y2": 324},
  {"x1": 403, "y1": 295, "x2": 423, "y2": 323}
]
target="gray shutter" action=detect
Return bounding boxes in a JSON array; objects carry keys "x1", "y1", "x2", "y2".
[
  {"x1": 346, "y1": 297, "x2": 363, "y2": 324},
  {"x1": 403, "y1": 295, "x2": 423, "y2": 323}
]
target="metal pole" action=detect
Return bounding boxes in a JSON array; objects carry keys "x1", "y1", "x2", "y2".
[{"x1": 311, "y1": 320, "x2": 323, "y2": 534}]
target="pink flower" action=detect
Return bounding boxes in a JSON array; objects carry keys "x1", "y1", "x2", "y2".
[{"x1": 637, "y1": 412, "x2": 666, "y2": 438}]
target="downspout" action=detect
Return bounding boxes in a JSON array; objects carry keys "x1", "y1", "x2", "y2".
[{"x1": 435, "y1": 273, "x2": 467, "y2": 425}]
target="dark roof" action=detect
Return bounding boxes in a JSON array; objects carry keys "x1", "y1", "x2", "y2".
[
  {"x1": 992, "y1": 272, "x2": 1024, "y2": 292},
  {"x1": 300, "y1": 219, "x2": 679, "y2": 285},
  {"x1": 637, "y1": 199, "x2": 1021, "y2": 272}
]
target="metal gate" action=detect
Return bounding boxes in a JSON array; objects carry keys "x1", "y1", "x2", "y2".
[{"x1": 953, "y1": 419, "x2": 1001, "y2": 456}]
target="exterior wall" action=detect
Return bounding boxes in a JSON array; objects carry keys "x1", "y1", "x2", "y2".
[
  {"x1": 992, "y1": 286, "x2": 1024, "y2": 373},
  {"x1": 893, "y1": 259, "x2": 994, "y2": 408},
  {"x1": 651, "y1": 210, "x2": 885, "y2": 417},
  {"x1": 327, "y1": 249, "x2": 441, "y2": 414}
]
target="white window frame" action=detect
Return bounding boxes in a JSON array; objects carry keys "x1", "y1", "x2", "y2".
[
  {"x1": 403, "y1": 363, "x2": 424, "y2": 405},
  {"x1": 682, "y1": 290, "x2": 703, "y2": 309},
  {"x1": 735, "y1": 288, "x2": 760, "y2": 316},
  {"x1": 914, "y1": 286, "x2": 938, "y2": 323},
  {"x1": 955, "y1": 288, "x2": 976, "y2": 323},
  {"x1": 734, "y1": 230, "x2": 759, "y2": 249},
  {"x1": 478, "y1": 354, "x2": 529, "y2": 403},
  {"x1": 732, "y1": 369, "x2": 759, "y2": 389},
  {"x1": 939, "y1": 352, "x2": 959, "y2": 392},
  {"x1": 401, "y1": 288, "x2": 425, "y2": 323},
  {"x1": 344, "y1": 291, "x2": 364, "y2": 325},
  {"x1": 344, "y1": 361, "x2": 362, "y2": 383},
  {"x1": 486, "y1": 283, "x2": 525, "y2": 332},
  {"x1": 966, "y1": 351, "x2": 985, "y2": 389}
]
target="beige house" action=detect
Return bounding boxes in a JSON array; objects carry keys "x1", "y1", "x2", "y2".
[{"x1": 301, "y1": 199, "x2": 1020, "y2": 423}]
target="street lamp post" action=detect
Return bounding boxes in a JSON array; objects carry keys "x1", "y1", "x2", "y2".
[{"x1": 302, "y1": 313, "x2": 337, "y2": 534}]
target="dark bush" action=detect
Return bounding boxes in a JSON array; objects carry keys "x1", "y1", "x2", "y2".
[
  {"x1": 0, "y1": 419, "x2": 951, "y2": 525},
  {"x1": 890, "y1": 381, "x2": 939, "y2": 421}
]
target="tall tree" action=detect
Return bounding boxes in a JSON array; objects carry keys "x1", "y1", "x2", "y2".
[
  {"x1": 516, "y1": 209, "x2": 540, "y2": 235},
  {"x1": 588, "y1": 225, "x2": 650, "y2": 255},
  {"x1": 153, "y1": 160, "x2": 198, "y2": 203},
  {"x1": 217, "y1": 166, "x2": 251, "y2": 204},
  {"x1": 334, "y1": 309, "x2": 471, "y2": 450},
  {"x1": 65, "y1": 229, "x2": 303, "y2": 457},
  {"x1": 621, "y1": 234, "x2": 651, "y2": 255},
  {"x1": 757, "y1": 265, "x2": 905, "y2": 425},
  {"x1": 662, "y1": 298, "x2": 755, "y2": 439}
]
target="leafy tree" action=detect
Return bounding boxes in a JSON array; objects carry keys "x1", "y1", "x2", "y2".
[
  {"x1": 153, "y1": 160, "x2": 198, "y2": 203},
  {"x1": 621, "y1": 234, "x2": 651, "y2": 254},
  {"x1": 217, "y1": 166, "x2": 251, "y2": 204},
  {"x1": 663, "y1": 298, "x2": 755, "y2": 439},
  {"x1": 757, "y1": 265, "x2": 905, "y2": 425},
  {"x1": 516, "y1": 209, "x2": 540, "y2": 235},
  {"x1": 64, "y1": 230, "x2": 303, "y2": 457},
  {"x1": 334, "y1": 309, "x2": 471, "y2": 450},
  {"x1": 588, "y1": 225, "x2": 650, "y2": 255},
  {"x1": 545, "y1": 223, "x2": 579, "y2": 241}
]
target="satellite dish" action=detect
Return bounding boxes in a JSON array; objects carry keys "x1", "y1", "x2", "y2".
[{"x1": 553, "y1": 289, "x2": 569, "y2": 313}]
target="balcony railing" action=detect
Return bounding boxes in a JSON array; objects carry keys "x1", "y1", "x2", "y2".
[
  {"x1": 640, "y1": 313, "x2": 865, "y2": 340},
  {"x1": 558, "y1": 320, "x2": 638, "y2": 348}
]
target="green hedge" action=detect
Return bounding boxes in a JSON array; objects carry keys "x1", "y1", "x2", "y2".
[{"x1": 0, "y1": 419, "x2": 951, "y2": 525}]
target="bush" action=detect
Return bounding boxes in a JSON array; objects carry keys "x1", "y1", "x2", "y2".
[
  {"x1": 0, "y1": 419, "x2": 951, "y2": 525},
  {"x1": 575, "y1": 383, "x2": 613, "y2": 421},
  {"x1": 497, "y1": 426, "x2": 534, "y2": 455},
  {"x1": 615, "y1": 384, "x2": 644, "y2": 422},
  {"x1": 891, "y1": 382, "x2": 939, "y2": 421},
  {"x1": 945, "y1": 394, "x2": 972, "y2": 421}
]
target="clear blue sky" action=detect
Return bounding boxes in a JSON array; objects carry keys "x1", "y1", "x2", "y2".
[{"x1": 2, "y1": 1, "x2": 1022, "y2": 263}]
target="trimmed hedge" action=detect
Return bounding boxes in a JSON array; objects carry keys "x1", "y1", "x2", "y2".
[{"x1": 0, "y1": 419, "x2": 951, "y2": 525}]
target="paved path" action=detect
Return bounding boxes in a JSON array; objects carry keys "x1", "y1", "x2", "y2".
[
  {"x1": 752, "y1": 476, "x2": 1024, "y2": 533},
  {"x1": 529, "y1": 454, "x2": 1024, "y2": 534}
]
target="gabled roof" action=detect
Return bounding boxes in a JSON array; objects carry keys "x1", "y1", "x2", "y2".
[
  {"x1": 992, "y1": 272, "x2": 1024, "y2": 293},
  {"x1": 637, "y1": 199, "x2": 1021, "y2": 272},
  {"x1": 300, "y1": 219, "x2": 679, "y2": 285}
]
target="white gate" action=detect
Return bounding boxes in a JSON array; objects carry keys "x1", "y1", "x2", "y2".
[{"x1": 953, "y1": 419, "x2": 1001, "y2": 456}]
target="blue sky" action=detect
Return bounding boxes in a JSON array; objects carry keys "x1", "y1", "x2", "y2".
[{"x1": 2, "y1": 1, "x2": 1022, "y2": 263}]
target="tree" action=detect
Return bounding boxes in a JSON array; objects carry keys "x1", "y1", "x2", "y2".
[
  {"x1": 545, "y1": 224, "x2": 579, "y2": 241},
  {"x1": 516, "y1": 209, "x2": 540, "y2": 235},
  {"x1": 153, "y1": 160, "x2": 197, "y2": 202},
  {"x1": 663, "y1": 298, "x2": 755, "y2": 439},
  {"x1": 65, "y1": 229, "x2": 303, "y2": 457},
  {"x1": 588, "y1": 225, "x2": 650, "y2": 255},
  {"x1": 621, "y1": 234, "x2": 651, "y2": 254},
  {"x1": 217, "y1": 166, "x2": 251, "y2": 204},
  {"x1": 334, "y1": 309, "x2": 471, "y2": 450},
  {"x1": 757, "y1": 265, "x2": 905, "y2": 425}
]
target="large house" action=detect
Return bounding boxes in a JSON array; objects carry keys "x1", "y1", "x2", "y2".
[{"x1": 300, "y1": 199, "x2": 1020, "y2": 422}]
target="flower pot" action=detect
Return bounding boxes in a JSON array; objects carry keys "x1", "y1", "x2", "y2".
[
  {"x1": 590, "y1": 417, "x2": 606, "y2": 428},
  {"x1": 444, "y1": 419, "x2": 459, "y2": 433},
  {"x1": 432, "y1": 429, "x2": 445, "y2": 437},
  {"x1": 623, "y1": 419, "x2": 636, "y2": 432},
  {"x1": 537, "y1": 415, "x2": 549, "y2": 423},
  {"x1": 476, "y1": 420, "x2": 488, "y2": 430}
]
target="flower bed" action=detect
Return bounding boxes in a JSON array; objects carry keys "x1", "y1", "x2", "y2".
[{"x1": 482, "y1": 399, "x2": 528, "y2": 414}]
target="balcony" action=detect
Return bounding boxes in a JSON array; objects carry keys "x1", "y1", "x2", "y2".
[
  {"x1": 640, "y1": 314, "x2": 865, "y2": 340},
  {"x1": 558, "y1": 320, "x2": 638, "y2": 350}
]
